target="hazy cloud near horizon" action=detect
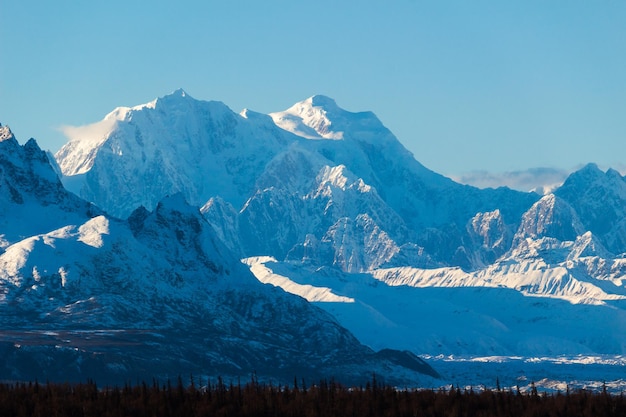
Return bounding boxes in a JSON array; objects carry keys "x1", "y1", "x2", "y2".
[
  {"x1": 452, "y1": 165, "x2": 626, "y2": 194},
  {"x1": 451, "y1": 167, "x2": 571, "y2": 194}
]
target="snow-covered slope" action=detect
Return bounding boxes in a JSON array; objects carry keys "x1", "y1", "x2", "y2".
[
  {"x1": 244, "y1": 256, "x2": 626, "y2": 356},
  {"x1": 56, "y1": 89, "x2": 294, "y2": 218},
  {"x1": 247, "y1": 253, "x2": 626, "y2": 390},
  {"x1": 0, "y1": 129, "x2": 439, "y2": 385}
]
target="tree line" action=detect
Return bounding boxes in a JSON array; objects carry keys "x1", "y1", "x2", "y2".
[{"x1": 0, "y1": 376, "x2": 624, "y2": 417}]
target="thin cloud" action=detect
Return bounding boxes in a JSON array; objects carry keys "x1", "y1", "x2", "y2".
[
  {"x1": 57, "y1": 117, "x2": 118, "y2": 144},
  {"x1": 451, "y1": 167, "x2": 571, "y2": 194}
]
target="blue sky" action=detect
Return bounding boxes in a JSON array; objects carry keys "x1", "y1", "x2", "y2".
[{"x1": 1, "y1": 1, "x2": 625, "y2": 181}]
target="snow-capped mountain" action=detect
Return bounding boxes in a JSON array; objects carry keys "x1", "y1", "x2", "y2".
[
  {"x1": 56, "y1": 89, "x2": 293, "y2": 219},
  {"x1": 241, "y1": 166, "x2": 626, "y2": 358},
  {"x1": 0, "y1": 125, "x2": 439, "y2": 385},
  {"x1": 554, "y1": 163, "x2": 626, "y2": 254},
  {"x1": 50, "y1": 89, "x2": 626, "y2": 383},
  {"x1": 56, "y1": 90, "x2": 537, "y2": 271}
]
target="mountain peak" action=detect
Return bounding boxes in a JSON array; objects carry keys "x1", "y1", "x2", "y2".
[
  {"x1": 172, "y1": 87, "x2": 187, "y2": 97},
  {"x1": 0, "y1": 124, "x2": 16, "y2": 143},
  {"x1": 579, "y1": 162, "x2": 602, "y2": 175},
  {"x1": 155, "y1": 192, "x2": 197, "y2": 215},
  {"x1": 166, "y1": 88, "x2": 190, "y2": 99},
  {"x1": 270, "y1": 96, "x2": 347, "y2": 140},
  {"x1": 561, "y1": 163, "x2": 619, "y2": 188},
  {"x1": 308, "y1": 95, "x2": 339, "y2": 110},
  {"x1": 152, "y1": 88, "x2": 194, "y2": 106}
]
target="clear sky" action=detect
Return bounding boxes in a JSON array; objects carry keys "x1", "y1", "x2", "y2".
[{"x1": 1, "y1": 1, "x2": 625, "y2": 183}]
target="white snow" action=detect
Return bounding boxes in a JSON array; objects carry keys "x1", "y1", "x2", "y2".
[
  {"x1": 244, "y1": 257, "x2": 626, "y2": 357},
  {"x1": 424, "y1": 354, "x2": 626, "y2": 393},
  {"x1": 270, "y1": 96, "x2": 344, "y2": 140},
  {"x1": 55, "y1": 89, "x2": 300, "y2": 218},
  {"x1": 243, "y1": 257, "x2": 354, "y2": 303},
  {"x1": 58, "y1": 116, "x2": 120, "y2": 175},
  {"x1": 77, "y1": 216, "x2": 109, "y2": 248},
  {"x1": 59, "y1": 267, "x2": 68, "y2": 287},
  {"x1": 0, "y1": 125, "x2": 14, "y2": 141},
  {"x1": 243, "y1": 256, "x2": 626, "y2": 391}
]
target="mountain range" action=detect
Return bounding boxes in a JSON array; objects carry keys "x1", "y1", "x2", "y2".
[
  {"x1": 0, "y1": 122, "x2": 437, "y2": 385},
  {"x1": 56, "y1": 89, "x2": 540, "y2": 271},
  {"x1": 2, "y1": 88, "x2": 626, "y2": 385}
]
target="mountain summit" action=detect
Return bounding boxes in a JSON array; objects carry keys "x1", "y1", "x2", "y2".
[
  {"x1": 270, "y1": 95, "x2": 356, "y2": 140},
  {"x1": 56, "y1": 90, "x2": 295, "y2": 217}
]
